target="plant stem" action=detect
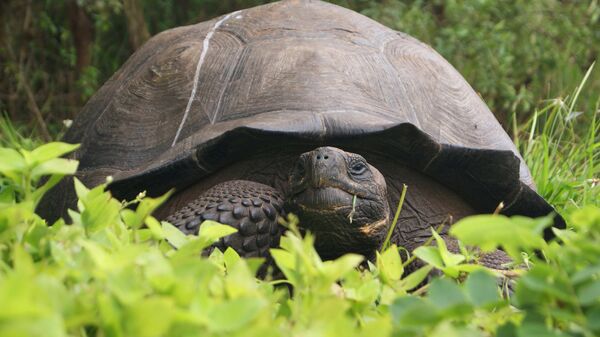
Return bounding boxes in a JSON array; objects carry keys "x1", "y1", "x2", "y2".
[{"x1": 381, "y1": 184, "x2": 407, "y2": 251}]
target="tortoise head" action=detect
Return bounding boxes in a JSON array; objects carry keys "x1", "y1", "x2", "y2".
[{"x1": 286, "y1": 147, "x2": 390, "y2": 259}]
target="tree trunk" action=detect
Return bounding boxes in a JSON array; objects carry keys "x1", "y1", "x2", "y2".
[
  {"x1": 67, "y1": 1, "x2": 94, "y2": 75},
  {"x1": 123, "y1": 0, "x2": 150, "y2": 51}
]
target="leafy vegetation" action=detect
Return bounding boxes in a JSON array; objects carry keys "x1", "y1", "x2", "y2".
[{"x1": 0, "y1": 81, "x2": 598, "y2": 336}]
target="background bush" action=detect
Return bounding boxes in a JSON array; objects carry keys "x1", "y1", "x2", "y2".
[{"x1": 1, "y1": 0, "x2": 598, "y2": 137}]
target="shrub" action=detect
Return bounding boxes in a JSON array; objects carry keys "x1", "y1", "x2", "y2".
[{"x1": 0, "y1": 135, "x2": 598, "y2": 336}]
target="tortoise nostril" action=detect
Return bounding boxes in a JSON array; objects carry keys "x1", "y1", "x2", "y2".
[
  {"x1": 324, "y1": 155, "x2": 329, "y2": 159},
  {"x1": 316, "y1": 155, "x2": 321, "y2": 160}
]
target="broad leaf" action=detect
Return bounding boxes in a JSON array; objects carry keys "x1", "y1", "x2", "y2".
[
  {"x1": 413, "y1": 246, "x2": 444, "y2": 269},
  {"x1": 29, "y1": 142, "x2": 79, "y2": 164}
]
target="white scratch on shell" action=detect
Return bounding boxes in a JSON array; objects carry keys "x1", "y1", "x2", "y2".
[{"x1": 171, "y1": 10, "x2": 240, "y2": 147}]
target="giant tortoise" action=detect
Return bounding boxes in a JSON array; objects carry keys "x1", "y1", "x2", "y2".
[{"x1": 41, "y1": 0, "x2": 564, "y2": 268}]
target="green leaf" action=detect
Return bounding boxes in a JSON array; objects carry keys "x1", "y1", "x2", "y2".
[
  {"x1": 270, "y1": 248, "x2": 296, "y2": 284},
  {"x1": 572, "y1": 264, "x2": 600, "y2": 285},
  {"x1": 270, "y1": 248, "x2": 293, "y2": 270},
  {"x1": 197, "y1": 220, "x2": 238, "y2": 242},
  {"x1": 162, "y1": 221, "x2": 189, "y2": 249},
  {"x1": 431, "y1": 230, "x2": 465, "y2": 267},
  {"x1": 464, "y1": 270, "x2": 502, "y2": 307},
  {"x1": 31, "y1": 174, "x2": 64, "y2": 206},
  {"x1": 427, "y1": 278, "x2": 471, "y2": 314},
  {"x1": 391, "y1": 296, "x2": 440, "y2": 327},
  {"x1": 223, "y1": 247, "x2": 241, "y2": 269},
  {"x1": 354, "y1": 278, "x2": 380, "y2": 303},
  {"x1": 121, "y1": 209, "x2": 140, "y2": 230},
  {"x1": 30, "y1": 158, "x2": 78, "y2": 179},
  {"x1": 517, "y1": 323, "x2": 569, "y2": 337},
  {"x1": 0, "y1": 147, "x2": 25, "y2": 173},
  {"x1": 67, "y1": 209, "x2": 81, "y2": 226},
  {"x1": 577, "y1": 281, "x2": 600, "y2": 306},
  {"x1": 169, "y1": 221, "x2": 238, "y2": 259},
  {"x1": 587, "y1": 306, "x2": 600, "y2": 332},
  {"x1": 569, "y1": 206, "x2": 600, "y2": 231},
  {"x1": 78, "y1": 184, "x2": 121, "y2": 233},
  {"x1": 128, "y1": 190, "x2": 173, "y2": 229},
  {"x1": 23, "y1": 221, "x2": 49, "y2": 253},
  {"x1": 450, "y1": 214, "x2": 550, "y2": 258},
  {"x1": 413, "y1": 246, "x2": 444, "y2": 269},
  {"x1": 29, "y1": 142, "x2": 79, "y2": 164},
  {"x1": 206, "y1": 298, "x2": 266, "y2": 333},
  {"x1": 377, "y1": 244, "x2": 403, "y2": 284},
  {"x1": 0, "y1": 185, "x2": 15, "y2": 203},
  {"x1": 164, "y1": 220, "x2": 238, "y2": 258},
  {"x1": 323, "y1": 253, "x2": 364, "y2": 281},
  {"x1": 81, "y1": 241, "x2": 112, "y2": 271},
  {"x1": 400, "y1": 265, "x2": 433, "y2": 292},
  {"x1": 97, "y1": 293, "x2": 124, "y2": 337},
  {"x1": 144, "y1": 216, "x2": 164, "y2": 240},
  {"x1": 245, "y1": 257, "x2": 266, "y2": 276},
  {"x1": 12, "y1": 245, "x2": 34, "y2": 275},
  {"x1": 125, "y1": 297, "x2": 174, "y2": 337},
  {"x1": 73, "y1": 177, "x2": 89, "y2": 200},
  {"x1": 516, "y1": 264, "x2": 575, "y2": 304}
]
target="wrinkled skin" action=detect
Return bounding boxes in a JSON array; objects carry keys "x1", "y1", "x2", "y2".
[{"x1": 286, "y1": 147, "x2": 390, "y2": 259}]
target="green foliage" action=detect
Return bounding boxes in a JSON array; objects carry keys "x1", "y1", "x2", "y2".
[
  {"x1": 513, "y1": 206, "x2": 600, "y2": 337},
  {"x1": 390, "y1": 272, "x2": 511, "y2": 337},
  {"x1": 413, "y1": 229, "x2": 482, "y2": 279},
  {"x1": 450, "y1": 214, "x2": 552, "y2": 261},
  {"x1": 0, "y1": 115, "x2": 41, "y2": 150},
  {"x1": 0, "y1": 123, "x2": 599, "y2": 336},
  {"x1": 0, "y1": 141, "x2": 79, "y2": 211}
]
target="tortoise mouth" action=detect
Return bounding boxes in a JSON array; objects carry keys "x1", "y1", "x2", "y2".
[{"x1": 289, "y1": 187, "x2": 354, "y2": 211}]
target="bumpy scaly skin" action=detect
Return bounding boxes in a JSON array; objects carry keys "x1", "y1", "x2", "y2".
[{"x1": 166, "y1": 180, "x2": 285, "y2": 258}]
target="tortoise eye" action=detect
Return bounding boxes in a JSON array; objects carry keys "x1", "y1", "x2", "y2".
[{"x1": 349, "y1": 161, "x2": 367, "y2": 175}]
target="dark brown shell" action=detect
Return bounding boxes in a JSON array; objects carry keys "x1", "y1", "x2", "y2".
[{"x1": 42, "y1": 0, "x2": 563, "y2": 230}]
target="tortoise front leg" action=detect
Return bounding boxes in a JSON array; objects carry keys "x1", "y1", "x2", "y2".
[{"x1": 166, "y1": 180, "x2": 285, "y2": 260}]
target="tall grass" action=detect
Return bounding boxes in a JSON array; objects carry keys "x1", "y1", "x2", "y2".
[
  {"x1": 515, "y1": 65, "x2": 599, "y2": 212},
  {"x1": 0, "y1": 114, "x2": 41, "y2": 150}
]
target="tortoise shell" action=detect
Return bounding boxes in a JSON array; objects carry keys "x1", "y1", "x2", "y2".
[{"x1": 41, "y1": 0, "x2": 563, "y2": 231}]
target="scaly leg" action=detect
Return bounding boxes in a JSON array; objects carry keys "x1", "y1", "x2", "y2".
[{"x1": 166, "y1": 180, "x2": 285, "y2": 261}]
